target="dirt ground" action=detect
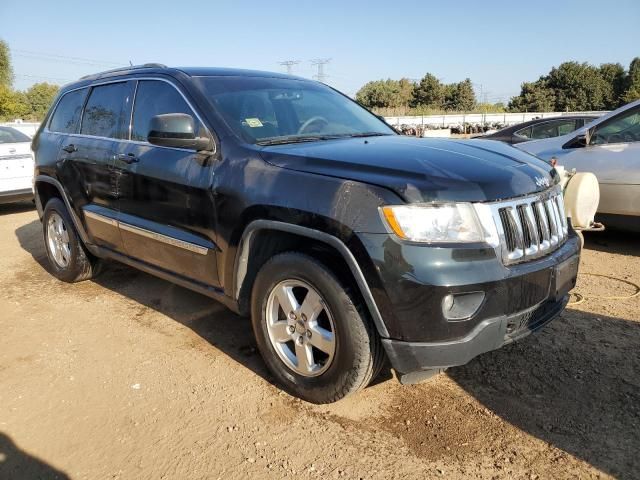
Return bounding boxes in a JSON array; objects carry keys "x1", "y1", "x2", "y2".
[{"x1": 0, "y1": 202, "x2": 638, "y2": 480}]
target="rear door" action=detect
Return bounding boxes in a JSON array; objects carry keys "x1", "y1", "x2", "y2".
[
  {"x1": 56, "y1": 81, "x2": 134, "y2": 251},
  {"x1": 114, "y1": 78, "x2": 219, "y2": 286}
]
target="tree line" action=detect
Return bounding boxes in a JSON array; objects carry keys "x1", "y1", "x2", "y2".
[
  {"x1": 0, "y1": 40, "x2": 59, "y2": 122},
  {"x1": 357, "y1": 59, "x2": 640, "y2": 114}
]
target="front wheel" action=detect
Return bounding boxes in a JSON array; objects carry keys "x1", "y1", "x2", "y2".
[{"x1": 251, "y1": 252, "x2": 384, "y2": 403}]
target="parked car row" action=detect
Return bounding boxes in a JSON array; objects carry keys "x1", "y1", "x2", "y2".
[{"x1": 0, "y1": 126, "x2": 34, "y2": 204}]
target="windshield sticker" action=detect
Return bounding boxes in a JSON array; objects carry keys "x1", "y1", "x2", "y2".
[{"x1": 245, "y1": 118, "x2": 263, "y2": 128}]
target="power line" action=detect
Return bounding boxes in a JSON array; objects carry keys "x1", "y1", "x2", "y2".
[
  {"x1": 15, "y1": 73, "x2": 75, "y2": 83},
  {"x1": 310, "y1": 58, "x2": 331, "y2": 83},
  {"x1": 278, "y1": 60, "x2": 300, "y2": 75},
  {"x1": 12, "y1": 49, "x2": 124, "y2": 67}
]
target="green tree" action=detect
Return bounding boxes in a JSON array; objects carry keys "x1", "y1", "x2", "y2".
[
  {"x1": 0, "y1": 85, "x2": 28, "y2": 120},
  {"x1": 412, "y1": 73, "x2": 444, "y2": 108},
  {"x1": 24, "y1": 82, "x2": 59, "y2": 120},
  {"x1": 599, "y1": 63, "x2": 626, "y2": 108},
  {"x1": 509, "y1": 81, "x2": 556, "y2": 112},
  {"x1": 446, "y1": 78, "x2": 476, "y2": 111},
  {"x1": 356, "y1": 78, "x2": 414, "y2": 109},
  {"x1": 547, "y1": 61, "x2": 608, "y2": 111},
  {"x1": 622, "y1": 57, "x2": 640, "y2": 104},
  {"x1": 0, "y1": 39, "x2": 12, "y2": 88}
]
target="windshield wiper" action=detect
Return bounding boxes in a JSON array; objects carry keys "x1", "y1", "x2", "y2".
[
  {"x1": 256, "y1": 132, "x2": 393, "y2": 146},
  {"x1": 344, "y1": 132, "x2": 394, "y2": 138},
  {"x1": 256, "y1": 135, "x2": 340, "y2": 146}
]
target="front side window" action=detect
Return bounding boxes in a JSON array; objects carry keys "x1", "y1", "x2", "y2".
[
  {"x1": 193, "y1": 76, "x2": 395, "y2": 144},
  {"x1": 0, "y1": 126, "x2": 31, "y2": 143},
  {"x1": 131, "y1": 80, "x2": 203, "y2": 142},
  {"x1": 80, "y1": 83, "x2": 129, "y2": 139},
  {"x1": 49, "y1": 89, "x2": 87, "y2": 134},
  {"x1": 592, "y1": 107, "x2": 640, "y2": 145}
]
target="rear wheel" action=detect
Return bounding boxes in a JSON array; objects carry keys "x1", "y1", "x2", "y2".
[
  {"x1": 42, "y1": 198, "x2": 102, "y2": 282},
  {"x1": 251, "y1": 252, "x2": 384, "y2": 403}
]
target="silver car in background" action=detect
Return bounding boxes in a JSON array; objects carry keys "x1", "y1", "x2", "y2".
[{"x1": 517, "y1": 100, "x2": 640, "y2": 232}]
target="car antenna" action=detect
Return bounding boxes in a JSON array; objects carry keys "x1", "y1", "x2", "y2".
[{"x1": 129, "y1": 60, "x2": 133, "y2": 66}]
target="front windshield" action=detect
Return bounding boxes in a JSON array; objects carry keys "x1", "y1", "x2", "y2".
[{"x1": 193, "y1": 76, "x2": 395, "y2": 145}]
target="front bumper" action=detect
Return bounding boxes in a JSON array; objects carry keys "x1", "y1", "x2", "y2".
[
  {"x1": 357, "y1": 230, "x2": 581, "y2": 373},
  {"x1": 383, "y1": 295, "x2": 569, "y2": 373}
]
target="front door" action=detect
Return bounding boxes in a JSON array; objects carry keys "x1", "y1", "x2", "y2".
[
  {"x1": 114, "y1": 79, "x2": 219, "y2": 287},
  {"x1": 561, "y1": 105, "x2": 640, "y2": 216}
]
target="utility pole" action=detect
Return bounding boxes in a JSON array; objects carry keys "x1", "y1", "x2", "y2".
[
  {"x1": 310, "y1": 58, "x2": 331, "y2": 83},
  {"x1": 278, "y1": 60, "x2": 300, "y2": 75}
]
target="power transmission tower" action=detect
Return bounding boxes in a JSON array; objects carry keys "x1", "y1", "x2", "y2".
[
  {"x1": 278, "y1": 60, "x2": 300, "y2": 75},
  {"x1": 310, "y1": 58, "x2": 331, "y2": 83}
]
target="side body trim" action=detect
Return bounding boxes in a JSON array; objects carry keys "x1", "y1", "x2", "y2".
[
  {"x1": 235, "y1": 220, "x2": 390, "y2": 338},
  {"x1": 82, "y1": 207, "x2": 210, "y2": 255},
  {"x1": 119, "y1": 223, "x2": 209, "y2": 255}
]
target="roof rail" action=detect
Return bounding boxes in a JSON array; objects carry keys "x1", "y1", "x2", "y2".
[{"x1": 80, "y1": 63, "x2": 167, "y2": 80}]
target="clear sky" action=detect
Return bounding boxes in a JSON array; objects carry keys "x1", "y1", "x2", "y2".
[{"x1": 2, "y1": 0, "x2": 638, "y2": 102}]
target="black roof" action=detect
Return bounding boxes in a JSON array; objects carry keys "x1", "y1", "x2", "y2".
[{"x1": 65, "y1": 64, "x2": 307, "y2": 91}]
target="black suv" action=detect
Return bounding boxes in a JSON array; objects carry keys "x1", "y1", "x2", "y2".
[{"x1": 32, "y1": 64, "x2": 580, "y2": 403}]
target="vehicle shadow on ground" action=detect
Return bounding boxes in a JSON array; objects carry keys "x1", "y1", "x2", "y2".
[
  {"x1": 13, "y1": 219, "x2": 393, "y2": 393},
  {"x1": 0, "y1": 201, "x2": 35, "y2": 216},
  {"x1": 448, "y1": 307, "x2": 640, "y2": 478},
  {"x1": 583, "y1": 228, "x2": 640, "y2": 256},
  {"x1": 0, "y1": 432, "x2": 70, "y2": 479}
]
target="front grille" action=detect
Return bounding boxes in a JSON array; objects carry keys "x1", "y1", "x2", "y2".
[
  {"x1": 504, "y1": 298, "x2": 566, "y2": 341},
  {"x1": 489, "y1": 187, "x2": 568, "y2": 265}
]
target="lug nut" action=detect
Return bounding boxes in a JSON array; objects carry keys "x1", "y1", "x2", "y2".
[
  {"x1": 306, "y1": 330, "x2": 312, "y2": 338},
  {"x1": 296, "y1": 336, "x2": 304, "y2": 346},
  {"x1": 287, "y1": 325, "x2": 295, "y2": 334},
  {"x1": 301, "y1": 313, "x2": 307, "y2": 322},
  {"x1": 289, "y1": 312, "x2": 297, "y2": 320}
]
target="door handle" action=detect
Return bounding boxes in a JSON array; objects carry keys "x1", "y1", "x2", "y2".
[
  {"x1": 62, "y1": 144, "x2": 77, "y2": 153},
  {"x1": 115, "y1": 153, "x2": 139, "y2": 164}
]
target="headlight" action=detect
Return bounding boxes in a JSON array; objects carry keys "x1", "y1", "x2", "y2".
[{"x1": 381, "y1": 203, "x2": 484, "y2": 243}]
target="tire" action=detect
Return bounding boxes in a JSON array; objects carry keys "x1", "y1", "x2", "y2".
[
  {"x1": 42, "y1": 198, "x2": 102, "y2": 283},
  {"x1": 251, "y1": 252, "x2": 384, "y2": 403}
]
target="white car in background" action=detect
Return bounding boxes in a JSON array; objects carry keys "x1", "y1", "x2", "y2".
[
  {"x1": 516, "y1": 99, "x2": 640, "y2": 231},
  {"x1": 0, "y1": 126, "x2": 35, "y2": 204}
]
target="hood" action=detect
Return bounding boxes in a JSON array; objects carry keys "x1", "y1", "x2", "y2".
[{"x1": 259, "y1": 136, "x2": 557, "y2": 203}]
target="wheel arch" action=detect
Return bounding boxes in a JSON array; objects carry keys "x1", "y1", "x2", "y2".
[
  {"x1": 234, "y1": 219, "x2": 389, "y2": 338},
  {"x1": 34, "y1": 175, "x2": 93, "y2": 249}
]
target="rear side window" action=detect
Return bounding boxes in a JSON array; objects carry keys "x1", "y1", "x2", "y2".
[
  {"x1": 80, "y1": 83, "x2": 129, "y2": 139},
  {"x1": 49, "y1": 89, "x2": 87, "y2": 134},
  {"x1": 514, "y1": 126, "x2": 532, "y2": 138},
  {"x1": 0, "y1": 126, "x2": 31, "y2": 143},
  {"x1": 131, "y1": 80, "x2": 202, "y2": 142}
]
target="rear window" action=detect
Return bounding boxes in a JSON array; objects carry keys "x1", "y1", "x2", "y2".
[
  {"x1": 49, "y1": 89, "x2": 87, "y2": 134},
  {"x1": 80, "y1": 83, "x2": 129, "y2": 139},
  {"x1": 0, "y1": 126, "x2": 31, "y2": 143}
]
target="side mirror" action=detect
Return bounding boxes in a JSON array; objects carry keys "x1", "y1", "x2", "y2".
[
  {"x1": 563, "y1": 131, "x2": 590, "y2": 149},
  {"x1": 147, "y1": 113, "x2": 212, "y2": 151}
]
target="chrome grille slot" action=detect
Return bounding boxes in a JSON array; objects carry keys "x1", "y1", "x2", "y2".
[{"x1": 488, "y1": 187, "x2": 568, "y2": 265}]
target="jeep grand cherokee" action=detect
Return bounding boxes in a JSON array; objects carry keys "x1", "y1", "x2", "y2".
[{"x1": 31, "y1": 64, "x2": 580, "y2": 403}]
